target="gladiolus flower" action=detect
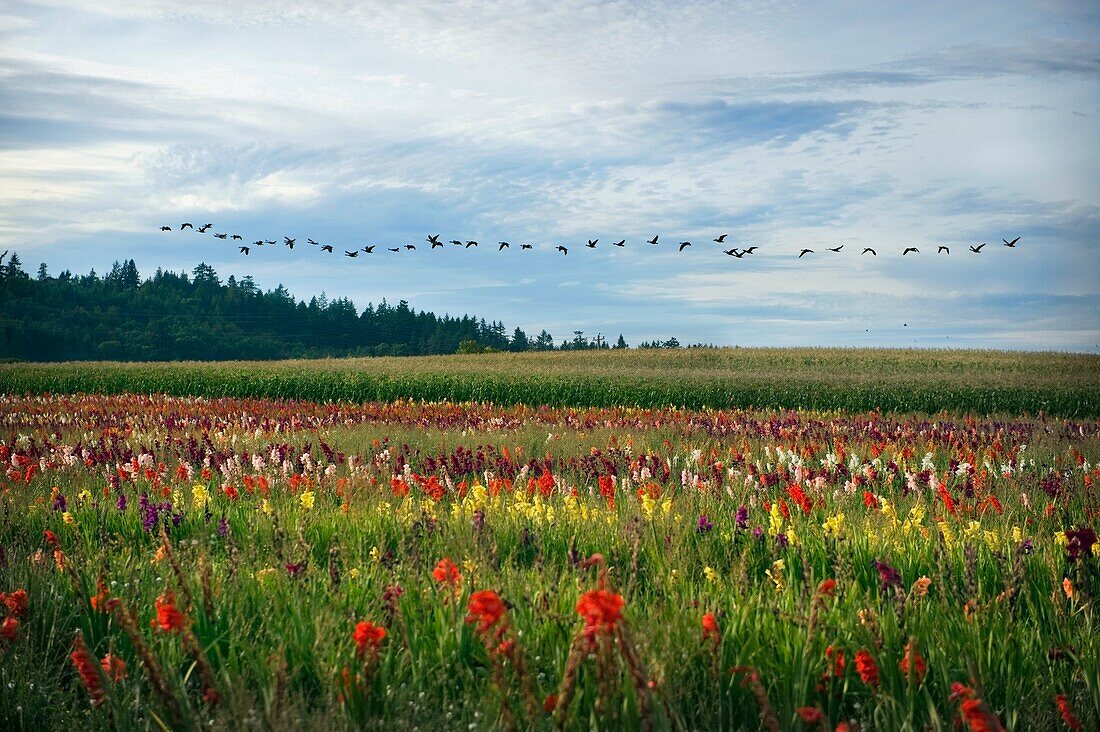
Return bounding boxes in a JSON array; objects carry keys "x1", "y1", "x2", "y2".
[
  {"x1": 466, "y1": 590, "x2": 507, "y2": 634},
  {"x1": 1, "y1": 616, "x2": 19, "y2": 643},
  {"x1": 101, "y1": 653, "x2": 127, "y2": 682},
  {"x1": 352, "y1": 621, "x2": 386, "y2": 657},
  {"x1": 1055, "y1": 694, "x2": 1083, "y2": 731},
  {"x1": 70, "y1": 634, "x2": 107, "y2": 706},
  {"x1": 817, "y1": 578, "x2": 837, "y2": 598},
  {"x1": 432, "y1": 557, "x2": 462, "y2": 588},
  {"x1": 911, "y1": 577, "x2": 932, "y2": 598},
  {"x1": 0, "y1": 589, "x2": 28, "y2": 618},
  {"x1": 151, "y1": 591, "x2": 188, "y2": 633},
  {"x1": 796, "y1": 706, "x2": 823, "y2": 724},
  {"x1": 44, "y1": 529, "x2": 60, "y2": 547},
  {"x1": 576, "y1": 589, "x2": 625, "y2": 637},
  {"x1": 543, "y1": 694, "x2": 558, "y2": 714},
  {"x1": 855, "y1": 649, "x2": 879, "y2": 689},
  {"x1": 300, "y1": 491, "x2": 315, "y2": 510},
  {"x1": 898, "y1": 640, "x2": 927, "y2": 685},
  {"x1": 702, "y1": 612, "x2": 720, "y2": 643}
]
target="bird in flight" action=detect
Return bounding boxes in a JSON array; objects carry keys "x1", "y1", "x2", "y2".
[
  {"x1": 498, "y1": 241, "x2": 509, "y2": 250},
  {"x1": 679, "y1": 241, "x2": 691, "y2": 251},
  {"x1": 344, "y1": 250, "x2": 358, "y2": 257},
  {"x1": 388, "y1": 247, "x2": 400, "y2": 253},
  {"x1": 427, "y1": 234, "x2": 441, "y2": 246},
  {"x1": 321, "y1": 245, "x2": 333, "y2": 253},
  {"x1": 264, "y1": 239, "x2": 276, "y2": 245},
  {"x1": 799, "y1": 249, "x2": 813, "y2": 258},
  {"x1": 586, "y1": 239, "x2": 598, "y2": 248},
  {"x1": 238, "y1": 246, "x2": 250, "y2": 255},
  {"x1": 284, "y1": 237, "x2": 295, "y2": 245},
  {"x1": 308, "y1": 238, "x2": 319, "y2": 246},
  {"x1": 180, "y1": 222, "x2": 193, "y2": 230},
  {"x1": 1003, "y1": 236, "x2": 1020, "y2": 247},
  {"x1": 742, "y1": 246, "x2": 758, "y2": 254},
  {"x1": 431, "y1": 239, "x2": 443, "y2": 248},
  {"x1": 938, "y1": 245, "x2": 950, "y2": 254},
  {"x1": 714, "y1": 234, "x2": 728, "y2": 243},
  {"x1": 252, "y1": 240, "x2": 263, "y2": 247},
  {"x1": 198, "y1": 224, "x2": 212, "y2": 233},
  {"x1": 520, "y1": 244, "x2": 533, "y2": 250},
  {"x1": 970, "y1": 243, "x2": 986, "y2": 253},
  {"x1": 231, "y1": 234, "x2": 242, "y2": 240},
  {"x1": 449, "y1": 240, "x2": 463, "y2": 246},
  {"x1": 557, "y1": 246, "x2": 568, "y2": 255},
  {"x1": 405, "y1": 244, "x2": 416, "y2": 250},
  {"x1": 827, "y1": 245, "x2": 843, "y2": 252},
  {"x1": 862, "y1": 248, "x2": 876, "y2": 256},
  {"x1": 160, "y1": 225, "x2": 171, "y2": 231},
  {"x1": 612, "y1": 239, "x2": 625, "y2": 247},
  {"x1": 466, "y1": 241, "x2": 478, "y2": 248},
  {"x1": 647, "y1": 235, "x2": 659, "y2": 245},
  {"x1": 214, "y1": 233, "x2": 228, "y2": 239},
  {"x1": 903, "y1": 247, "x2": 919, "y2": 255},
  {"x1": 724, "y1": 249, "x2": 744, "y2": 258},
  {"x1": 362, "y1": 245, "x2": 375, "y2": 254}
]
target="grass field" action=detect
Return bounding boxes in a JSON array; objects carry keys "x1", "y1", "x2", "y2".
[
  {"x1": 2, "y1": 348, "x2": 1099, "y2": 416},
  {"x1": 0, "y1": 393, "x2": 1097, "y2": 730}
]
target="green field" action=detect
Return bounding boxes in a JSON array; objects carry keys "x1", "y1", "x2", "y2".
[{"x1": 2, "y1": 348, "x2": 1098, "y2": 416}]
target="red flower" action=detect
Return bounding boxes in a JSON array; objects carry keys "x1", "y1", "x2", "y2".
[
  {"x1": 70, "y1": 634, "x2": 107, "y2": 706},
  {"x1": 825, "y1": 646, "x2": 846, "y2": 677},
  {"x1": 44, "y1": 529, "x2": 60, "y2": 547},
  {"x1": 855, "y1": 649, "x2": 879, "y2": 688},
  {"x1": 352, "y1": 620, "x2": 386, "y2": 657},
  {"x1": 151, "y1": 591, "x2": 188, "y2": 633},
  {"x1": 101, "y1": 653, "x2": 128, "y2": 682},
  {"x1": 898, "y1": 640, "x2": 927, "y2": 685},
  {"x1": 816, "y1": 579, "x2": 837, "y2": 598},
  {"x1": 1, "y1": 588, "x2": 28, "y2": 618},
  {"x1": 543, "y1": 694, "x2": 558, "y2": 714},
  {"x1": 598, "y1": 475, "x2": 616, "y2": 508},
  {"x1": 1, "y1": 616, "x2": 19, "y2": 643},
  {"x1": 701, "y1": 612, "x2": 720, "y2": 643},
  {"x1": 575, "y1": 589, "x2": 625, "y2": 637},
  {"x1": 1055, "y1": 694, "x2": 1083, "y2": 731},
  {"x1": 797, "y1": 706, "x2": 824, "y2": 724},
  {"x1": 466, "y1": 590, "x2": 507, "y2": 634},
  {"x1": 432, "y1": 558, "x2": 462, "y2": 588}
]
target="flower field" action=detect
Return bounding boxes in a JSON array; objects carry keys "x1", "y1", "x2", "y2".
[{"x1": 1, "y1": 393, "x2": 1098, "y2": 730}]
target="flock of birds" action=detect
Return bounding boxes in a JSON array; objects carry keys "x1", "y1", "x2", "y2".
[{"x1": 158, "y1": 223, "x2": 1022, "y2": 260}]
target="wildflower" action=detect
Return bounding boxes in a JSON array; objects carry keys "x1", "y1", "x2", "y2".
[
  {"x1": 1, "y1": 616, "x2": 19, "y2": 643},
  {"x1": 695, "y1": 515, "x2": 714, "y2": 534},
  {"x1": 44, "y1": 529, "x2": 60, "y2": 547},
  {"x1": 796, "y1": 706, "x2": 824, "y2": 724},
  {"x1": 822, "y1": 513, "x2": 846, "y2": 539},
  {"x1": 466, "y1": 590, "x2": 507, "y2": 634},
  {"x1": 872, "y1": 559, "x2": 903, "y2": 589},
  {"x1": 1065, "y1": 527, "x2": 1097, "y2": 562},
  {"x1": 1062, "y1": 578, "x2": 1075, "y2": 601},
  {"x1": 191, "y1": 484, "x2": 209, "y2": 509},
  {"x1": 151, "y1": 591, "x2": 188, "y2": 633},
  {"x1": 911, "y1": 577, "x2": 932, "y2": 598},
  {"x1": 703, "y1": 566, "x2": 721, "y2": 585},
  {"x1": 432, "y1": 557, "x2": 462, "y2": 588},
  {"x1": 701, "y1": 612, "x2": 720, "y2": 644},
  {"x1": 575, "y1": 589, "x2": 625, "y2": 637},
  {"x1": 816, "y1": 578, "x2": 837, "y2": 598},
  {"x1": 255, "y1": 568, "x2": 277, "y2": 582},
  {"x1": 101, "y1": 653, "x2": 127, "y2": 682},
  {"x1": 543, "y1": 694, "x2": 558, "y2": 714},
  {"x1": 951, "y1": 683, "x2": 1005, "y2": 732},
  {"x1": 285, "y1": 561, "x2": 305, "y2": 578},
  {"x1": 70, "y1": 634, "x2": 107, "y2": 706},
  {"x1": 116, "y1": 493, "x2": 127, "y2": 511},
  {"x1": 352, "y1": 620, "x2": 386, "y2": 658},
  {"x1": 0, "y1": 589, "x2": 28, "y2": 618},
  {"x1": 347, "y1": 568, "x2": 360, "y2": 580},
  {"x1": 898, "y1": 640, "x2": 927, "y2": 685},
  {"x1": 855, "y1": 649, "x2": 879, "y2": 689},
  {"x1": 300, "y1": 491, "x2": 315, "y2": 510},
  {"x1": 735, "y1": 505, "x2": 749, "y2": 529},
  {"x1": 825, "y1": 646, "x2": 845, "y2": 677},
  {"x1": 765, "y1": 559, "x2": 785, "y2": 591},
  {"x1": 1055, "y1": 694, "x2": 1083, "y2": 731},
  {"x1": 62, "y1": 511, "x2": 75, "y2": 525}
]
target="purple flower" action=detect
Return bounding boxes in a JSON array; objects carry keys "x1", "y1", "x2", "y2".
[
  {"x1": 752, "y1": 526, "x2": 764, "y2": 540},
  {"x1": 775, "y1": 533, "x2": 789, "y2": 548},
  {"x1": 1066, "y1": 527, "x2": 1097, "y2": 561},
  {"x1": 872, "y1": 559, "x2": 903, "y2": 588},
  {"x1": 52, "y1": 493, "x2": 67, "y2": 512},
  {"x1": 116, "y1": 493, "x2": 127, "y2": 512},
  {"x1": 217, "y1": 515, "x2": 229, "y2": 537},
  {"x1": 1021, "y1": 539, "x2": 1034, "y2": 554},
  {"x1": 735, "y1": 506, "x2": 749, "y2": 530},
  {"x1": 696, "y1": 515, "x2": 714, "y2": 534}
]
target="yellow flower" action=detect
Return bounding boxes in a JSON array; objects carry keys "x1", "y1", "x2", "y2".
[
  {"x1": 300, "y1": 491, "x2": 315, "y2": 510},
  {"x1": 256, "y1": 568, "x2": 277, "y2": 582},
  {"x1": 62, "y1": 511, "x2": 75, "y2": 525},
  {"x1": 768, "y1": 503, "x2": 783, "y2": 536},
  {"x1": 191, "y1": 484, "x2": 209, "y2": 509},
  {"x1": 260, "y1": 498, "x2": 273, "y2": 515},
  {"x1": 703, "y1": 566, "x2": 721, "y2": 585},
  {"x1": 462, "y1": 557, "x2": 478, "y2": 574},
  {"x1": 822, "y1": 513, "x2": 846, "y2": 539},
  {"x1": 765, "y1": 559, "x2": 786, "y2": 591},
  {"x1": 348, "y1": 568, "x2": 361, "y2": 579},
  {"x1": 77, "y1": 489, "x2": 92, "y2": 504},
  {"x1": 1011, "y1": 525, "x2": 1023, "y2": 544},
  {"x1": 640, "y1": 494, "x2": 656, "y2": 519},
  {"x1": 1054, "y1": 531, "x2": 1068, "y2": 547},
  {"x1": 369, "y1": 546, "x2": 381, "y2": 564}
]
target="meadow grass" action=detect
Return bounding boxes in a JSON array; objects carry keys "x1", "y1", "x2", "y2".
[{"x1": 2, "y1": 347, "x2": 1098, "y2": 416}]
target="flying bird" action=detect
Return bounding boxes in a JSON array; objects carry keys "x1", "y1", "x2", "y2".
[
  {"x1": 344, "y1": 250, "x2": 358, "y2": 257},
  {"x1": 557, "y1": 246, "x2": 568, "y2": 255},
  {"x1": 427, "y1": 234, "x2": 441, "y2": 245},
  {"x1": 520, "y1": 244, "x2": 533, "y2": 250},
  {"x1": 214, "y1": 233, "x2": 228, "y2": 239},
  {"x1": 586, "y1": 240, "x2": 597, "y2": 249},
  {"x1": 465, "y1": 241, "x2": 478, "y2": 248},
  {"x1": 388, "y1": 247, "x2": 400, "y2": 253},
  {"x1": 231, "y1": 234, "x2": 242, "y2": 240},
  {"x1": 198, "y1": 224, "x2": 212, "y2": 233},
  {"x1": 308, "y1": 238, "x2": 319, "y2": 246},
  {"x1": 159, "y1": 225, "x2": 171, "y2": 231},
  {"x1": 180, "y1": 223, "x2": 193, "y2": 230},
  {"x1": 612, "y1": 239, "x2": 625, "y2": 247},
  {"x1": 431, "y1": 240, "x2": 443, "y2": 248},
  {"x1": 1003, "y1": 236, "x2": 1020, "y2": 247},
  {"x1": 862, "y1": 248, "x2": 876, "y2": 256},
  {"x1": 264, "y1": 240, "x2": 276, "y2": 245},
  {"x1": 238, "y1": 246, "x2": 249, "y2": 255},
  {"x1": 284, "y1": 236, "x2": 296, "y2": 245},
  {"x1": 252, "y1": 240, "x2": 263, "y2": 246},
  {"x1": 903, "y1": 247, "x2": 919, "y2": 255},
  {"x1": 970, "y1": 244, "x2": 986, "y2": 253},
  {"x1": 742, "y1": 246, "x2": 758, "y2": 254},
  {"x1": 678, "y1": 242, "x2": 691, "y2": 251},
  {"x1": 362, "y1": 245, "x2": 375, "y2": 253},
  {"x1": 449, "y1": 240, "x2": 463, "y2": 246},
  {"x1": 647, "y1": 235, "x2": 659, "y2": 245},
  {"x1": 321, "y1": 245, "x2": 333, "y2": 253},
  {"x1": 405, "y1": 244, "x2": 416, "y2": 250},
  {"x1": 713, "y1": 234, "x2": 727, "y2": 243},
  {"x1": 799, "y1": 249, "x2": 813, "y2": 258},
  {"x1": 938, "y1": 245, "x2": 950, "y2": 254},
  {"x1": 498, "y1": 241, "x2": 509, "y2": 250},
  {"x1": 724, "y1": 249, "x2": 744, "y2": 258},
  {"x1": 827, "y1": 245, "x2": 843, "y2": 252}
]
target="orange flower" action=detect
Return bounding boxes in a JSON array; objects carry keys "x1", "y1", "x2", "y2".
[
  {"x1": 151, "y1": 591, "x2": 188, "y2": 633},
  {"x1": 816, "y1": 578, "x2": 837, "y2": 598},
  {"x1": 70, "y1": 634, "x2": 107, "y2": 706},
  {"x1": 466, "y1": 590, "x2": 507, "y2": 634},
  {"x1": 44, "y1": 529, "x2": 60, "y2": 547},
  {"x1": 101, "y1": 653, "x2": 128, "y2": 682},
  {"x1": 90, "y1": 580, "x2": 110, "y2": 612},
  {"x1": 701, "y1": 612, "x2": 721, "y2": 644},
  {"x1": 432, "y1": 558, "x2": 462, "y2": 588},
  {"x1": 1056, "y1": 694, "x2": 1083, "y2": 731},
  {"x1": 0, "y1": 588, "x2": 28, "y2": 618},
  {"x1": 575, "y1": 589, "x2": 625, "y2": 637},
  {"x1": 352, "y1": 620, "x2": 386, "y2": 657},
  {"x1": 898, "y1": 640, "x2": 927, "y2": 685},
  {"x1": 1, "y1": 616, "x2": 19, "y2": 643},
  {"x1": 855, "y1": 649, "x2": 879, "y2": 689},
  {"x1": 825, "y1": 646, "x2": 846, "y2": 677}
]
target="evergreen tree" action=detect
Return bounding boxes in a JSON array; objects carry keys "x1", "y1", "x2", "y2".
[{"x1": 614, "y1": 334, "x2": 628, "y2": 349}]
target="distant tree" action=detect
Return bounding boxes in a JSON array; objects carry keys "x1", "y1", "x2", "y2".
[
  {"x1": 457, "y1": 339, "x2": 485, "y2": 354},
  {"x1": 614, "y1": 334, "x2": 628, "y2": 349},
  {"x1": 571, "y1": 330, "x2": 588, "y2": 350},
  {"x1": 511, "y1": 327, "x2": 530, "y2": 352},
  {"x1": 3, "y1": 253, "x2": 27, "y2": 280},
  {"x1": 533, "y1": 330, "x2": 555, "y2": 351},
  {"x1": 664, "y1": 337, "x2": 681, "y2": 349},
  {"x1": 36, "y1": 263, "x2": 48, "y2": 281}
]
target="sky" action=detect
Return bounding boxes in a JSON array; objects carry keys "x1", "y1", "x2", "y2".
[{"x1": 2, "y1": 0, "x2": 1098, "y2": 351}]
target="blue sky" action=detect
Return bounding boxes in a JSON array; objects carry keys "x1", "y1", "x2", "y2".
[{"x1": 2, "y1": 0, "x2": 1098, "y2": 350}]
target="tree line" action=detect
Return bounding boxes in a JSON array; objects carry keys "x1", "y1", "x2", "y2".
[{"x1": 0, "y1": 255, "x2": 712, "y2": 361}]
